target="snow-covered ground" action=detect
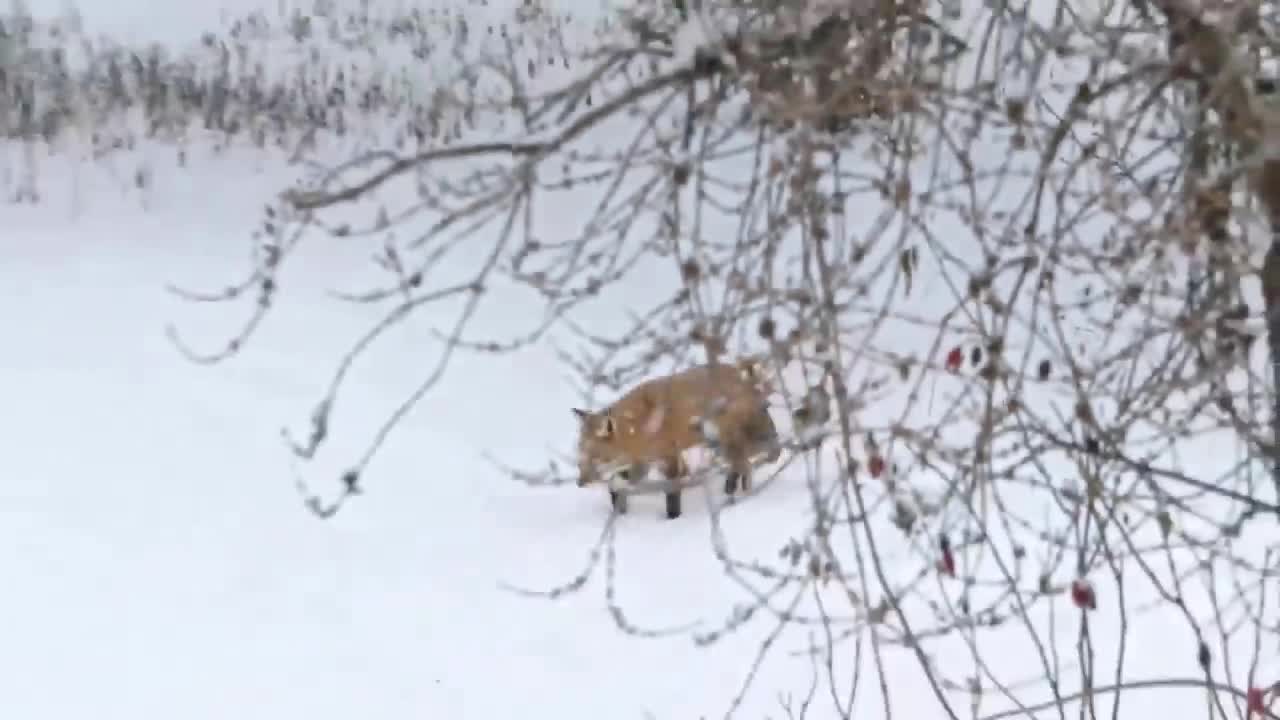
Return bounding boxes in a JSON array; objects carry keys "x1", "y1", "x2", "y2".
[
  {"x1": 0, "y1": 143, "x2": 847, "y2": 718},
  {"x1": 0, "y1": 3, "x2": 837, "y2": 717},
  {"x1": 0, "y1": 138, "x2": 1265, "y2": 720},
  {"x1": 4, "y1": 1, "x2": 1278, "y2": 719}
]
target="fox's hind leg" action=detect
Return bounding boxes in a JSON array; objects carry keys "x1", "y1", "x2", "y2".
[
  {"x1": 660, "y1": 455, "x2": 685, "y2": 520},
  {"x1": 749, "y1": 406, "x2": 782, "y2": 464},
  {"x1": 722, "y1": 440, "x2": 754, "y2": 497},
  {"x1": 723, "y1": 461, "x2": 740, "y2": 496}
]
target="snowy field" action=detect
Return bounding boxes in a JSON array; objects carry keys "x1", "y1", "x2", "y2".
[
  {"x1": 0, "y1": 145, "x2": 802, "y2": 718},
  {"x1": 0, "y1": 134, "x2": 1268, "y2": 720},
  {"x1": 3, "y1": 1, "x2": 1278, "y2": 719}
]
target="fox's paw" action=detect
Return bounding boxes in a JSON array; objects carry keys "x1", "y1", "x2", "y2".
[
  {"x1": 610, "y1": 490, "x2": 628, "y2": 514},
  {"x1": 664, "y1": 491, "x2": 682, "y2": 519}
]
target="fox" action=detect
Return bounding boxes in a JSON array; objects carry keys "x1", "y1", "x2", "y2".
[{"x1": 571, "y1": 357, "x2": 782, "y2": 519}]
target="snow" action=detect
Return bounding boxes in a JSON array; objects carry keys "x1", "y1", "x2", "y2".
[
  {"x1": 2, "y1": 0, "x2": 1277, "y2": 718},
  {"x1": 0, "y1": 148, "x2": 801, "y2": 718},
  {"x1": 0, "y1": 140, "x2": 1266, "y2": 720}
]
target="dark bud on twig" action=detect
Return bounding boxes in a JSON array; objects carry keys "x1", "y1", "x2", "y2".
[
  {"x1": 1004, "y1": 97, "x2": 1026, "y2": 124},
  {"x1": 891, "y1": 498, "x2": 916, "y2": 533},
  {"x1": 342, "y1": 469, "x2": 362, "y2": 495},
  {"x1": 691, "y1": 47, "x2": 723, "y2": 76},
  {"x1": 758, "y1": 316, "x2": 775, "y2": 339},
  {"x1": 680, "y1": 259, "x2": 701, "y2": 282}
]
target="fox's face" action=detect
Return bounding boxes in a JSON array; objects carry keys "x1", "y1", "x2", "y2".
[{"x1": 572, "y1": 407, "x2": 627, "y2": 487}]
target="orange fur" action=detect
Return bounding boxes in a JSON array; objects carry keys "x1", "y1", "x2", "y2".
[{"x1": 572, "y1": 358, "x2": 781, "y2": 516}]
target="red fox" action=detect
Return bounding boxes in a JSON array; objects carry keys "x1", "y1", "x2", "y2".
[{"x1": 571, "y1": 358, "x2": 782, "y2": 519}]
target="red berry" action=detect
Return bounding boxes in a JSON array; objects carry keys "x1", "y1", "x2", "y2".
[
  {"x1": 940, "y1": 548, "x2": 955, "y2": 577},
  {"x1": 1070, "y1": 578, "x2": 1096, "y2": 610},
  {"x1": 937, "y1": 535, "x2": 956, "y2": 577},
  {"x1": 1247, "y1": 687, "x2": 1265, "y2": 717},
  {"x1": 868, "y1": 456, "x2": 886, "y2": 478},
  {"x1": 945, "y1": 347, "x2": 963, "y2": 372}
]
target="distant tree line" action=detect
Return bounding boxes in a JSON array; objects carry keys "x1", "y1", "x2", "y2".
[{"x1": 0, "y1": 1, "x2": 575, "y2": 155}]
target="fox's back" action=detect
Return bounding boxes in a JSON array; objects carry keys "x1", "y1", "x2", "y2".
[
  {"x1": 654, "y1": 363, "x2": 762, "y2": 414},
  {"x1": 607, "y1": 363, "x2": 767, "y2": 458}
]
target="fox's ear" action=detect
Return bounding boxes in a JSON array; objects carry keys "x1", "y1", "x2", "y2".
[
  {"x1": 596, "y1": 416, "x2": 616, "y2": 439},
  {"x1": 572, "y1": 408, "x2": 590, "y2": 422}
]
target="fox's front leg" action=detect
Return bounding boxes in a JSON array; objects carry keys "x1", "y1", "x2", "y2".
[
  {"x1": 661, "y1": 456, "x2": 685, "y2": 520},
  {"x1": 609, "y1": 463, "x2": 647, "y2": 515},
  {"x1": 609, "y1": 489, "x2": 628, "y2": 514}
]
